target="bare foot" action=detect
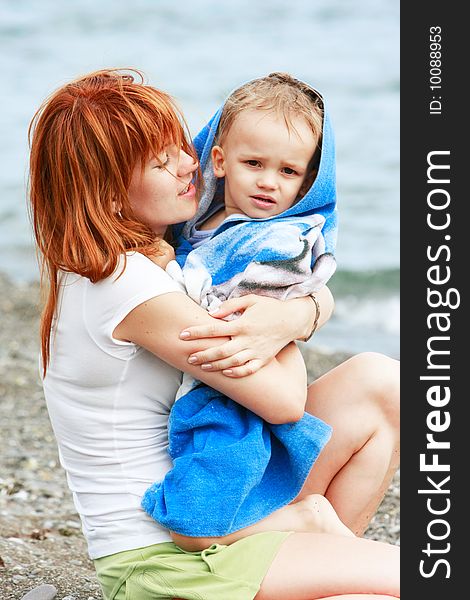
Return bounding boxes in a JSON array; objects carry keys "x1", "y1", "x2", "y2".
[{"x1": 293, "y1": 494, "x2": 355, "y2": 537}]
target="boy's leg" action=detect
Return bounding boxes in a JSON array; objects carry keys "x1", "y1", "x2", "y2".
[
  {"x1": 170, "y1": 494, "x2": 353, "y2": 552},
  {"x1": 295, "y1": 352, "x2": 400, "y2": 535}
]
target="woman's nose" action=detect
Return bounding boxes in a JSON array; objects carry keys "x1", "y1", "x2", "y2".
[{"x1": 178, "y1": 149, "x2": 198, "y2": 176}]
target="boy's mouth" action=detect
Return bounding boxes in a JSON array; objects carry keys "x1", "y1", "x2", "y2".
[{"x1": 250, "y1": 195, "x2": 276, "y2": 208}]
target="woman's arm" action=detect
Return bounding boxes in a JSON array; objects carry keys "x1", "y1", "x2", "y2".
[
  {"x1": 177, "y1": 285, "x2": 335, "y2": 377},
  {"x1": 114, "y1": 292, "x2": 307, "y2": 424}
]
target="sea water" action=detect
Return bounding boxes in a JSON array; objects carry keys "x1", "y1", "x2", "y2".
[{"x1": 0, "y1": 0, "x2": 399, "y2": 357}]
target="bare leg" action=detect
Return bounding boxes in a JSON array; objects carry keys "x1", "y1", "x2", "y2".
[
  {"x1": 180, "y1": 593, "x2": 397, "y2": 599},
  {"x1": 171, "y1": 493, "x2": 353, "y2": 551},
  {"x1": 294, "y1": 352, "x2": 400, "y2": 535},
  {"x1": 256, "y1": 532, "x2": 400, "y2": 600}
]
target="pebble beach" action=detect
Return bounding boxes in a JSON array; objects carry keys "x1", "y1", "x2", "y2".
[{"x1": 0, "y1": 272, "x2": 399, "y2": 599}]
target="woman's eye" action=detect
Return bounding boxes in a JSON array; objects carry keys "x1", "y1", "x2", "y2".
[{"x1": 155, "y1": 155, "x2": 170, "y2": 169}]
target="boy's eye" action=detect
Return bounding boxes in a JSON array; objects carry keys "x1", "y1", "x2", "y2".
[
  {"x1": 282, "y1": 167, "x2": 298, "y2": 175},
  {"x1": 245, "y1": 160, "x2": 260, "y2": 167}
]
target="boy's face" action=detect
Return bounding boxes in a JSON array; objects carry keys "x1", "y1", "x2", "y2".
[{"x1": 212, "y1": 109, "x2": 319, "y2": 219}]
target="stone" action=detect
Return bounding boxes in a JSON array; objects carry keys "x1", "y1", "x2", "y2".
[{"x1": 20, "y1": 584, "x2": 58, "y2": 600}]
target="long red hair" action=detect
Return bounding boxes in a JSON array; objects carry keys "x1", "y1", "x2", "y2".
[{"x1": 28, "y1": 69, "x2": 197, "y2": 374}]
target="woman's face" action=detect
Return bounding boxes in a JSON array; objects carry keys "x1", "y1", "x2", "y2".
[{"x1": 128, "y1": 145, "x2": 198, "y2": 236}]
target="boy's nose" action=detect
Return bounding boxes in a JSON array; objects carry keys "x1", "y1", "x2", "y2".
[
  {"x1": 257, "y1": 173, "x2": 278, "y2": 190},
  {"x1": 177, "y1": 149, "x2": 199, "y2": 176}
]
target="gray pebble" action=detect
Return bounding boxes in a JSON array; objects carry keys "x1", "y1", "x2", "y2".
[
  {"x1": 20, "y1": 584, "x2": 58, "y2": 600},
  {"x1": 42, "y1": 520, "x2": 55, "y2": 529}
]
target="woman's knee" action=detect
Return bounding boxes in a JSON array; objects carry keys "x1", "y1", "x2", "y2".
[{"x1": 347, "y1": 352, "x2": 400, "y2": 429}]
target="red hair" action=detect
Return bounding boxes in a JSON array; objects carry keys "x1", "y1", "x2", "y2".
[{"x1": 28, "y1": 68, "x2": 197, "y2": 374}]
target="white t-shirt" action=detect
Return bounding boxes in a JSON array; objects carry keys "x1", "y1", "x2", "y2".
[{"x1": 43, "y1": 253, "x2": 185, "y2": 559}]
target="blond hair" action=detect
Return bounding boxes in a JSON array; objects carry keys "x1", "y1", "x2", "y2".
[{"x1": 216, "y1": 72, "x2": 324, "y2": 145}]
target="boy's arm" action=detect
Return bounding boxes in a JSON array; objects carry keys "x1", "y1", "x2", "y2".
[{"x1": 177, "y1": 285, "x2": 334, "y2": 378}]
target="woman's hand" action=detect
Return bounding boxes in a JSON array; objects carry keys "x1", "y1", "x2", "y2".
[
  {"x1": 179, "y1": 288, "x2": 334, "y2": 378},
  {"x1": 180, "y1": 295, "x2": 289, "y2": 378}
]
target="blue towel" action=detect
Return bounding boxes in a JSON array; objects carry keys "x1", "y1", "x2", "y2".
[{"x1": 142, "y1": 78, "x2": 338, "y2": 537}]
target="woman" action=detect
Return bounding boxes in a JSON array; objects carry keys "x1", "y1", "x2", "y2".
[{"x1": 29, "y1": 69, "x2": 399, "y2": 599}]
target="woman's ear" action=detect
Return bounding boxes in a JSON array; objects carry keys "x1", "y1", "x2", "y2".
[
  {"x1": 112, "y1": 200, "x2": 122, "y2": 216},
  {"x1": 211, "y1": 145, "x2": 226, "y2": 178}
]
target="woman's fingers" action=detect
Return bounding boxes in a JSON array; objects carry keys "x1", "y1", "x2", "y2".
[
  {"x1": 179, "y1": 295, "x2": 285, "y2": 372},
  {"x1": 222, "y1": 359, "x2": 264, "y2": 378},
  {"x1": 198, "y1": 350, "x2": 255, "y2": 373},
  {"x1": 186, "y1": 341, "x2": 267, "y2": 376},
  {"x1": 180, "y1": 320, "x2": 241, "y2": 341},
  {"x1": 187, "y1": 340, "x2": 241, "y2": 365},
  {"x1": 208, "y1": 295, "x2": 258, "y2": 318}
]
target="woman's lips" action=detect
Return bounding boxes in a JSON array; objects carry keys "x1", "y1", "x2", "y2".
[
  {"x1": 178, "y1": 182, "x2": 196, "y2": 198},
  {"x1": 250, "y1": 195, "x2": 276, "y2": 209}
]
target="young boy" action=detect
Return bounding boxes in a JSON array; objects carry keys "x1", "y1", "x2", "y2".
[
  {"x1": 178, "y1": 72, "x2": 336, "y2": 310},
  {"x1": 143, "y1": 73, "x2": 346, "y2": 548}
]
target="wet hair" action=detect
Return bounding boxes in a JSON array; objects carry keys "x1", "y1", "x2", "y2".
[
  {"x1": 28, "y1": 68, "x2": 197, "y2": 373},
  {"x1": 216, "y1": 72, "x2": 324, "y2": 147}
]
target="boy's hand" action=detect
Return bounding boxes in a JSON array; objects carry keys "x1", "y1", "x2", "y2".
[{"x1": 146, "y1": 240, "x2": 175, "y2": 270}]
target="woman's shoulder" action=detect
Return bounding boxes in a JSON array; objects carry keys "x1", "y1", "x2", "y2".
[
  {"x1": 100, "y1": 251, "x2": 184, "y2": 297},
  {"x1": 60, "y1": 253, "x2": 185, "y2": 329},
  {"x1": 80, "y1": 253, "x2": 185, "y2": 351}
]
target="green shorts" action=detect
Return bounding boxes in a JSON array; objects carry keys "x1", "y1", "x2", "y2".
[{"x1": 94, "y1": 531, "x2": 291, "y2": 600}]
